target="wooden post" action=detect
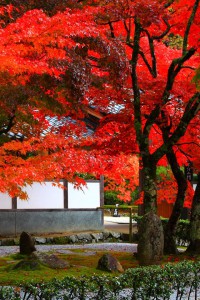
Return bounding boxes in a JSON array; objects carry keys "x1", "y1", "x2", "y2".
[
  {"x1": 129, "y1": 207, "x2": 133, "y2": 242},
  {"x1": 12, "y1": 197, "x2": 17, "y2": 209},
  {"x1": 63, "y1": 180, "x2": 68, "y2": 209},
  {"x1": 100, "y1": 175, "x2": 104, "y2": 207}
]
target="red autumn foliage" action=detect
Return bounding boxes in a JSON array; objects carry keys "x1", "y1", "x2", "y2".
[{"x1": 0, "y1": 0, "x2": 199, "y2": 205}]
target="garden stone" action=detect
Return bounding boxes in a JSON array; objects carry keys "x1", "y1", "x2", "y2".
[
  {"x1": 97, "y1": 253, "x2": 124, "y2": 273},
  {"x1": 77, "y1": 233, "x2": 93, "y2": 242},
  {"x1": 137, "y1": 212, "x2": 164, "y2": 266},
  {"x1": 35, "y1": 237, "x2": 46, "y2": 244},
  {"x1": 31, "y1": 251, "x2": 69, "y2": 269},
  {"x1": 103, "y1": 231, "x2": 110, "y2": 239},
  {"x1": 110, "y1": 232, "x2": 121, "y2": 239},
  {"x1": 69, "y1": 235, "x2": 78, "y2": 243},
  {"x1": 19, "y1": 232, "x2": 36, "y2": 255},
  {"x1": 13, "y1": 260, "x2": 40, "y2": 270},
  {"x1": 91, "y1": 233, "x2": 104, "y2": 241}
]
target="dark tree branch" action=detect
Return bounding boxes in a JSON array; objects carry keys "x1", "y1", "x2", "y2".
[
  {"x1": 164, "y1": 0, "x2": 175, "y2": 9},
  {"x1": 152, "y1": 92, "x2": 200, "y2": 162},
  {"x1": 108, "y1": 21, "x2": 115, "y2": 38},
  {"x1": 181, "y1": 66, "x2": 196, "y2": 70},
  {"x1": 142, "y1": 29, "x2": 157, "y2": 77},
  {"x1": 173, "y1": 48, "x2": 196, "y2": 76},
  {"x1": 124, "y1": 19, "x2": 133, "y2": 48},
  {"x1": 163, "y1": 47, "x2": 196, "y2": 104},
  {"x1": 164, "y1": 146, "x2": 188, "y2": 254},
  {"x1": 170, "y1": 93, "x2": 200, "y2": 141},
  {"x1": 183, "y1": 0, "x2": 199, "y2": 55},
  {"x1": 177, "y1": 141, "x2": 200, "y2": 147},
  {"x1": 140, "y1": 17, "x2": 172, "y2": 78},
  {"x1": 136, "y1": 17, "x2": 172, "y2": 138},
  {"x1": 177, "y1": 146, "x2": 193, "y2": 160},
  {"x1": 95, "y1": 18, "x2": 120, "y2": 26},
  {"x1": 131, "y1": 18, "x2": 143, "y2": 145},
  {"x1": 143, "y1": 105, "x2": 160, "y2": 137},
  {"x1": 139, "y1": 50, "x2": 157, "y2": 78},
  {"x1": 187, "y1": 172, "x2": 200, "y2": 254},
  {"x1": 152, "y1": 18, "x2": 171, "y2": 40},
  {"x1": 0, "y1": 113, "x2": 16, "y2": 136}
]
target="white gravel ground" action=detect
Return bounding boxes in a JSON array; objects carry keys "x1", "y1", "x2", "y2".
[{"x1": 0, "y1": 242, "x2": 137, "y2": 257}]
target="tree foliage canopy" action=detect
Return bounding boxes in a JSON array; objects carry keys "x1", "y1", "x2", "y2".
[{"x1": 0, "y1": 0, "x2": 199, "y2": 202}]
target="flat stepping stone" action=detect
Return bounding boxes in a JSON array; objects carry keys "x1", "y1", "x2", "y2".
[
  {"x1": 13, "y1": 260, "x2": 40, "y2": 270},
  {"x1": 31, "y1": 251, "x2": 70, "y2": 269}
]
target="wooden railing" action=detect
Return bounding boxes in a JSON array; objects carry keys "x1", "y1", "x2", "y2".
[{"x1": 98, "y1": 205, "x2": 138, "y2": 242}]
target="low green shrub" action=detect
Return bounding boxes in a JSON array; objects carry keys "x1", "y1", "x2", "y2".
[
  {"x1": 122, "y1": 260, "x2": 200, "y2": 299},
  {"x1": 162, "y1": 218, "x2": 190, "y2": 246},
  {"x1": 104, "y1": 191, "x2": 124, "y2": 206},
  {"x1": 133, "y1": 215, "x2": 190, "y2": 246},
  {"x1": 0, "y1": 260, "x2": 199, "y2": 299},
  {"x1": 104, "y1": 189, "x2": 139, "y2": 206},
  {"x1": 52, "y1": 236, "x2": 71, "y2": 245}
]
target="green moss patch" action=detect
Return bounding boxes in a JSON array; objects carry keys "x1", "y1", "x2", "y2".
[{"x1": 0, "y1": 248, "x2": 199, "y2": 286}]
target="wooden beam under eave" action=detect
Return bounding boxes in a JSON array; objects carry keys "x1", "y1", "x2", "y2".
[{"x1": 82, "y1": 106, "x2": 104, "y2": 120}]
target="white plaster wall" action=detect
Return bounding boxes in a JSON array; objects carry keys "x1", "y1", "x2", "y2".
[
  {"x1": 0, "y1": 193, "x2": 12, "y2": 209},
  {"x1": 17, "y1": 182, "x2": 64, "y2": 209},
  {"x1": 68, "y1": 182, "x2": 100, "y2": 208}
]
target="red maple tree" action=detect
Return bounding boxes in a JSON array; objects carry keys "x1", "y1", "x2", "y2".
[{"x1": 0, "y1": 0, "x2": 199, "y2": 262}]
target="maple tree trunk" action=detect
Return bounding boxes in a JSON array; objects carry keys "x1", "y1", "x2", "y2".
[
  {"x1": 137, "y1": 157, "x2": 164, "y2": 265},
  {"x1": 142, "y1": 161, "x2": 157, "y2": 213},
  {"x1": 131, "y1": 19, "x2": 164, "y2": 265},
  {"x1": 164, "y1": 150, "x2": 188, "y2": 254},
  {"x1": 186, "y1": 173, "x2": 200, "y2": 254}
]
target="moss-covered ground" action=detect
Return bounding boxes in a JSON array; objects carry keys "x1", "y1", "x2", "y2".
[
  {"x1": 0, "y1": 248, "x2": 198, "y2": 286},
  {"x1": 0, "y1": 249, "x2": 137, "y2": 285}
]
